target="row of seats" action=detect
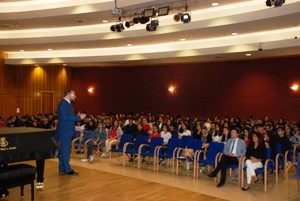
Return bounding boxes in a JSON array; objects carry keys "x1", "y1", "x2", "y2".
[{"x1": 107, "y1": 134, "x2": 300, "y2": 194}]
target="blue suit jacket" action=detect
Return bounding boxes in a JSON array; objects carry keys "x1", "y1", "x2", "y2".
[
  {"x1": 223, "y1": 138, "x2": 246, "y2": 160},
  {"x1": 56, "y1": 99, "x2": 81, "y2": 138}
]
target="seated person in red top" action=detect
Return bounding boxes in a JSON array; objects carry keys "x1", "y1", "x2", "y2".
[
  {"x1": 142, "y1": 118, "x2": 151, "y2": 134},
  {"x1": 101, "y1": 120, "x2": 123, "y2": 157},
  {"x1": 0, "y1": 116, "x2": 6, "y2": 127},
  {"x1": 148, "y1": 124, "x2": 161, "y2": 143}
]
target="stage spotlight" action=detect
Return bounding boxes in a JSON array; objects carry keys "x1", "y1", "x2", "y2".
[
  {"x1": 110, "y1": 25, "x2": 116, "y2": 32},
  {"x1": 133, "y1": 16, "x2": 140, "y2": 24},
  {"x1": 266, "y1": 0, "x2": 285, "y2": 7},
  {"x1": 125, "y1": 20, "x2": 134, "y2": 28},
  {"x1": 173, "y1": 12, "x2": 182, "y2": 22},
  {"x1": 181, "y1": 12, "x2": 191, "y2": 23},
  {"x1": 140, "y1": 16, "x2": 150, "y2": 24},
  {"x1": 146, "y1": 19, "x2": 159, "y2": 32},
  {"x1": 115, "y1": 22, "x2": 124, "y2": 32}
]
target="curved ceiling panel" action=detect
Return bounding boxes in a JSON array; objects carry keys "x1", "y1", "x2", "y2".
[{"x1": 0, "y1": 0, "x2": 300, "y2": 66}]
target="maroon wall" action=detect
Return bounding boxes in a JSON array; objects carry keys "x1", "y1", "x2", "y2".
[{"x1": 71, "y1": 57, "x2": 300, "y2": 120}]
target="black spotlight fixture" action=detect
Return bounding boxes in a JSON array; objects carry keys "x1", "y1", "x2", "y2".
[
  {"x1": 181, "y1": 12, "x2": 191, "y2": 23},
  {"x1": 174, "y1": 3, "x2": 191, "y2": 24},
  {"x1": 133, "y1": 16, "x2": 140, "y2": 24},
  {"x1": 110, "y1": 25, "x2": 116, "y2": 32},
  {"x1": 140, "y1": 16, "x2": 150, "y2": 24},
  {"x1": 146, "y1": 19, "x2": 159, "y2": 32},
  {"x1": 110, "y1": 17, "x2": 124, "y2": 32},
  {"x1": 115, "y1": 22, "x2": 124, "y2": 32},
  {"x1": 125, "y1": 20, "x2": 134, "y2": 28},
  {"x1": 266, "y1": 0, "x2": 285, "y2": 7}
]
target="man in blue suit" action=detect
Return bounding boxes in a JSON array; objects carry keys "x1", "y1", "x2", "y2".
[
  {"x1": 57, "y1": 89, "x2": 86, "y2": 175},
  {"x1": 208, "y1": 128, "x2": 246, "y2": 187}
]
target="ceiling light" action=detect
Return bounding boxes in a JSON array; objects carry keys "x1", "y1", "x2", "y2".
[
  {"x1": 180, "y1": 38, "x2": 186, "y2": 41},
  {"x1": 146, "y1": 19, "x2": 159, "y2": 32},
  {"x1": 102, "y1": 20, "x2": 108, "y2": 23},
  {"x1": 48, "y1": 49, "x2": 52, "y2": 51},
  {"x1": 246, "y1": 53, "x2": 252, "y2": 56},
  {"x1": 127, "y1": 44, "x2": 132, "y2": 46},
  {"x1": 212, "y1": 2, "x2": 219, "y2": 6},
  {"x1": 20, "y1": 50, "x2": 25, "y2": 52},
  {"x1": 232, "y1": 32, "x2": 238, "y2": 36}
]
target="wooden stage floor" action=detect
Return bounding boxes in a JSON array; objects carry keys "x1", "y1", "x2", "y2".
[{"x1": 2, "y1": 155, "x2": 300, "y2": 201}]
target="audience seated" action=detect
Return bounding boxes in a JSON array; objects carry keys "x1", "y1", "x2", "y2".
[
  {"x1": 178, "y1": 122, "x2": 191, "y2": 139},
  {"x1": 82, "y1": 122, "x2": 107, "y2": 162},
  {"x1": 160, "y1": 124, "x2": 171, "y2": 145},
  {"x1": 101, "y1": 119, "x2": 123, "y2": 158}
]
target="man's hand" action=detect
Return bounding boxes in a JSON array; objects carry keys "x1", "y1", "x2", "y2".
[
  {"x1": 226, "y1": 152, "x2": 235, "y2": 157},
  {"x1": 79, "y1": 113, "x2": 86, "y2": 120}
]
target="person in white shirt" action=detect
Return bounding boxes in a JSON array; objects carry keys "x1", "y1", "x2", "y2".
[
  {"x1": 178, "y1": 122, "x2": 191, "y2": 139},
  {"x1": 160, "y1": 124, "x2": 172, "y2": 145}
]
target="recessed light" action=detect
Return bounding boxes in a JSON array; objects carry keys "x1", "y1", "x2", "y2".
[
  {"x1": 63, "y1": 64, "x2": 67, "y2": 66},
  {"x1": 127, "y1": 44, "x2": 132, "y2": 46},
  {"x1": 102, "y1": 20, "x2": 108, "y2": 23},
  {"x1": 246, "y1": 53, "x2": 252, "y2": 57},
  {"x1": 180, "y1": 38, "x2": 186, "y2": 41},
  {"x1": 48, "y1": 48, "x2": 52, "y2": 51},
  {"x1": 232, "y1": 32, "x2": 238, "y2": 36},
  {"x1": 212, "y1": 3, "x2": 219, "y2": 7},
  {"x1": 20, "y1": 50, "x2": 25, "y2": 52}
]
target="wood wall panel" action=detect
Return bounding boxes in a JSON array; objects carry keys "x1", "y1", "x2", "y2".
[
  {"x1": 0, "y1": 58, "x2": 71, "y2": 118},
  {"x1": 71, "y1": 56, "x2": 300, "y2": 121}
]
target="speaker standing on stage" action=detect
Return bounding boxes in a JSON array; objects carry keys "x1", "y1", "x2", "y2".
[{"x1": 57, "y1": 89, "x2": 86, "y2": 175}]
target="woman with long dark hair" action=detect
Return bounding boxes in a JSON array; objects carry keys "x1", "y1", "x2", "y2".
[{"x1": 242, "y1": 132, "x2": 266, "y2": 191}]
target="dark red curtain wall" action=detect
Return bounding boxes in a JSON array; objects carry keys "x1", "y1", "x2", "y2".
[{"x1": 71, "y1": 57, "x2": 300, "y2": 120}]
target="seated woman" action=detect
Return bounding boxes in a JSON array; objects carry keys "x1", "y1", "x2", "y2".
[
  {"x1": 81, "y1": 122, "x2": 107, "y2": 162},
  {"x1": 242, "y1": 132, "x2": 266, "y2": 191},
  {"x1": 101, "y1": 119, "x2": 123, "y2": 157},
  {"x1": 148, "y1": 124, "x2": 161, "y2": 143},
  {"x1": 220, "y1": 127, "x2": 230, "y2": 143},
  {"x1": 192, "y1": 123, "x2": 202, "y2": 140},
  {"x1": 242, "y1": 128, "x2": 251, "y2": 147},
  {"x1": 178, "y1": 122, "x2": 191, "y2": 139},
  {"x1": 160, "y1": 124, "x2": 172, "y2": 145},
  {"x1": 200, "y1": 126, "x2": 212, "y2": 149}
]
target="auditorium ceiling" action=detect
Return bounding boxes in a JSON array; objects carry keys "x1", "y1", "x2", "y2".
[{"x1": 0, "y1": 0, "x2": 300, "y2": 67}]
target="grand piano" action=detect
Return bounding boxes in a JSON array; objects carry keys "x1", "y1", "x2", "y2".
[
  {"x1": 0, "y1": 127, "x2": 58, "y2": 195},
  {"x1": 0, "y1": 127, "x2": 58, "y2": 164}
]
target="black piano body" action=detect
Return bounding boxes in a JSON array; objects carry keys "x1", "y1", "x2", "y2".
[{"x1": 0, "y1": 127, "x2": 58, "y2": 164}]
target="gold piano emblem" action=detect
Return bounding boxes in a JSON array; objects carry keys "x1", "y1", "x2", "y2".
[{"x1": 0, "y1": 137, "x2": 9, "y2": 148}]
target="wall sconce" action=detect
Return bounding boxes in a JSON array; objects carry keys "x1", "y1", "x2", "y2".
[
  {"x1": 87, "y1": 87, "x2": 94, "y2": 93},
  {"x1": 290, "y1": 84, "x2": 299, "y2": 91},
  {"x1": 168, "y1": 86, "x2": 175, "y2": 93}
]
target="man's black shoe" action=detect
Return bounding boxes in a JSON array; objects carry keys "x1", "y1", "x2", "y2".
[
  {"x1": 208, "y1": 172, "x2": 216, "y2": 178},
  {"x1": 216, "y1": 182, "x2": 225, "y2": 188},
  {"x1": 66, "y1": 170, "x2": 79, "y2": 176}
]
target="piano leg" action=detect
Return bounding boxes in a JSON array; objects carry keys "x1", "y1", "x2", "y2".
[{"x1": 36, "y1": 159, "x2": 45, "y2": 183}]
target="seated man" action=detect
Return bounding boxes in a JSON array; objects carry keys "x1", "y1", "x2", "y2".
[{"x1": 208, "y1": 128, "x2": 246, "y2": 188}]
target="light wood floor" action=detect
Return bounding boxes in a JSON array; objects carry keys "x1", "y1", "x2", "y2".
[
  {"x1": 3, "y1": 160, "x2": 226, "y2": 201},
  {"x1": 2, "y1": 153, "x2": 300, "y2": 201}
]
